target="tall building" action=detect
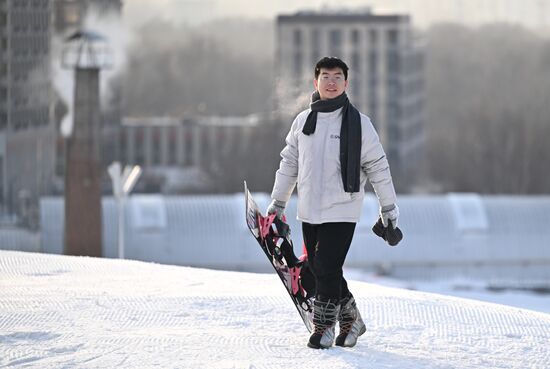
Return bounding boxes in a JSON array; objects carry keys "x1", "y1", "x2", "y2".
[
  {"x1": 276, "y1": 11, "x2": 425, "y2": 190},
  {"x1": 0, "y1": 0, "x2": 55, "y2": 225},
  {"x1": 0, "y1": 0, "x2": 123, "y2": 225}
]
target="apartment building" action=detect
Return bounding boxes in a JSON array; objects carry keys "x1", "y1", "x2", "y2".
[
  {"x1": 0, "y1": 0, "x2": 123, "y2": 223},
  {"x1": 277, "y1": 11, "x2": 425, "y2": 189},
  {"x1": 0, "y1": 0, "x2": 55, "y2": 222}
]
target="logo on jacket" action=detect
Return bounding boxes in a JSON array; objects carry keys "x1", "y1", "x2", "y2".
[{"x1": 330, "y1": 134, "x2": 340, "y2": 139}]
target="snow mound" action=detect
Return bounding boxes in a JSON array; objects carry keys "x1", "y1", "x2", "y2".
[{"x1": 1, "y1": 250, "x2": 549, "y2": 369}]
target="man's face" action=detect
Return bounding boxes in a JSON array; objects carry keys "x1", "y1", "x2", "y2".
[{"x1": 313, "y1": 67, "x2": 348, "y2": 100}]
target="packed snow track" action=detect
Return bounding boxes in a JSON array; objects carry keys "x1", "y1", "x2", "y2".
[{"x1": 0, "y1": 251, "x2": 549, "y2": 369}]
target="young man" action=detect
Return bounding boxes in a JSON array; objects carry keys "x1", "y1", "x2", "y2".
[{"x1": 267, "y1": 57, "x2": 399, "y2": 349}]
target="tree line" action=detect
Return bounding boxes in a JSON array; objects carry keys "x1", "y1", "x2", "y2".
[{"x1": 425, "y1": 23, "x2": 550, "y2": 194}]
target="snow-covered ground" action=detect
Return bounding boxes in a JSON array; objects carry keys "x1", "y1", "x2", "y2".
[{"x1": 1, "y1": 250, "x2": 549, "y2": 369}]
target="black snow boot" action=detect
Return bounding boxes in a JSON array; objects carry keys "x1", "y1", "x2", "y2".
[
  {"x1": 307, "y1": 296, "x2": 340, "y2": 349},
  {"x1": 335, "y1": 293, "x2": 366, "y2": 347}
]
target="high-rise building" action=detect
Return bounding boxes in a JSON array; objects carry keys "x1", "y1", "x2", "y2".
[
  {"x1": 0, "y1": 0, "x2": 123, "y2": 225},
  {"x1": 276, "y1": 11, "x2": 425, "y2": 190},
  {"x1": 0, "y1": 0, "x2": 55, "y2": 224}
]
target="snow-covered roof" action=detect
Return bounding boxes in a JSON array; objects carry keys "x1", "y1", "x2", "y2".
[{"x1": 39, "y1": 194, "x2": 550, "y2": 281}]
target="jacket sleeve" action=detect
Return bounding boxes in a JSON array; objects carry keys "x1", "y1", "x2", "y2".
[
  {"x1": 271, "y1": 117, "x2": 300, "y2": 203},
  {"x1": 361, "y1": 117, "x2": 397, "y2": 208}
]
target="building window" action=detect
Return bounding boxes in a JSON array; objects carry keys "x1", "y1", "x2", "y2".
[
  {"x1": 0, "y1": 111, "x2": 6, "y2": 130},
  {"x1": 387, "y1": 50, "x2": 400, "y2": 73},
  {"x1": 118, "y1": 127, "x2": 127, "y2": 163},
  {"x1": 368, "y1": 50, "x2": 378, "y2": 123},
  {"x1": 389, "y1": 124, "x2": 400, "y2": 141},
  {"x1": 329, "y1": 29, "x2": 342, "y2": 44},
  {"x1": 0, "y1": 11, "x2": 6, "y2": 28},
  {"x1": 311, "y1": 28, "x2": 320, "y2": 64},
  {"x1": 387, "y1": 79, "x2": 401, "y2": 100},
  {"x1": 388, "y1": 29, "x2": 399, "y2": 45},
  {"x1": 387, "y1": 102, "x2": 401, "y2": 124},
  {"x1": 184, "y1": 127, "x2": 194, "y2": 167},
  {"x1": 351, "y1": 52, "x2": 360, "y2": 73},
  {"x1": 293, "y1": 29, "x2": 302, "y2": 47},
  {"x1": 102, "y1": 132, "x2": 117, "y2": 167},
  {"x1": 369, "y1": 51, "x2": 378, "y2": 76},
  {"x1": 351, "y1": 29, "x2": 360, "y2": 45},
  {"x1": 135, "y1": 128, "x2": 145, "y2": 166},
  {"x1": 351, "y1": 79, "x2": 360, "y2": 97},
  {"x1": 328, "y1": 29, "x2": 342, "y2": 57},
  {"x1": 152, "y1": 130, "x2": 161, "y2": 165},
  {"x1": 369, "y1": 29, "x2": 378, "y2": 46},
  {"x1": 168, "y1": 126, "x2": 178, "y2": 165},
  {"x1": 368, "y1": 95, "x2": 377, "y2": 124},
  {"x1": 293, "y1": 51, "x2": 302, "y2": 79}
]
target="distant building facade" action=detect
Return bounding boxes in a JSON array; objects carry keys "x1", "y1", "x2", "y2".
[
  {"x1": 0, "y1": 0, "x2": 55, "y2": 225},
  {"x1": 113, "y1": 115, "x2": 261, "y2": 193},
  {"x1": 276, "y1": 11, "x2": 425, "y2": 190}
]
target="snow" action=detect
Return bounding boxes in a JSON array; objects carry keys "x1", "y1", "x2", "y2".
[
  {"x1": 1, "y1": 250, "x2": 549, "y2": 369},
  {"x1": 345, "y1": 269, "x2": 550, "y2": 315}
]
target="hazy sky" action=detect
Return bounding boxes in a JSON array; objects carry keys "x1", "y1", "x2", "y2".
[{"x1": 124, "y1": 0, "x2": 550, "y2": 30}]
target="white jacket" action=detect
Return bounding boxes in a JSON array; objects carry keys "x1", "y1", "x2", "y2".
[{"x1": 271, "y1": 107, "x2": 397, "y2": 224}]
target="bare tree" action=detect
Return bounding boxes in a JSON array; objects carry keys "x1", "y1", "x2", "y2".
[{"x1": 122, "y1": 18, "x2": 275, "y2": 117}]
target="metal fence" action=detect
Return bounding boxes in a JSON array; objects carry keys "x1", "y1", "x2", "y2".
[{"x1": 31, "y1": 193, "x2": 550, "y2": 283}]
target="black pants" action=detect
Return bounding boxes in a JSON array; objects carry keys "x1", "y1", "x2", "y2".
[{"x1": 302, "y1": 222, "x2": 356, "y2": 301}]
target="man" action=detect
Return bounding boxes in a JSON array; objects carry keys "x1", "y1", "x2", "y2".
[{"x1": 267, "y1": 57, "x2": 399, "y2": 349}]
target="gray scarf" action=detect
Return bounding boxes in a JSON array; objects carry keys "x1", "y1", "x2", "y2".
[{"x1": 302, "y1": 91, "x2": 362, "y2": 193}]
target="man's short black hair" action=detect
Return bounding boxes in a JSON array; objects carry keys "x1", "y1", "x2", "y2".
[{"x1": 314, "y1": 57, "x2": 349, "y2": 80}]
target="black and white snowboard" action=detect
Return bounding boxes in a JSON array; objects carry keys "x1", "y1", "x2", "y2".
[{"x1": 244, "y1": 181, "x2": 314, "y2": 332}]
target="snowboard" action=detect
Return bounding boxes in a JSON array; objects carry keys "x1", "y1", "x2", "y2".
[{"x1": 244, "y1": 181, "x2": 314, "y2": 332}]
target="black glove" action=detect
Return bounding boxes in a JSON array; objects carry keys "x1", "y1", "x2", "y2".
[{"x1": 372, "y1": 217, "x2": 403, "y2": 246}]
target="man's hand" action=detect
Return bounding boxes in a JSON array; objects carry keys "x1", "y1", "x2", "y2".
[
  {"x1": 380, "y1": 204, "x2": 399, "y2": 228},
  {"x1": 266, "y1": 199, "x2": 286, "y2": 219}
]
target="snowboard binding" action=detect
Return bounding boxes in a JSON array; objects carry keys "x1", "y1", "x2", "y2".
[
  {"x1": 259, "y1": 214, "x2": 300, "y2": 268},
  {"x1": 257, "y1": 211, "x2": 314, "y2": 314}
]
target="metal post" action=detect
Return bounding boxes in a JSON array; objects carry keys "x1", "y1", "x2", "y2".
[
  {"x1": 118, "y1": 195, "x2": 125, "y2": 259},
  {"x1": 108, "y1": 161, "x2": 141, "y2": 260}
]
